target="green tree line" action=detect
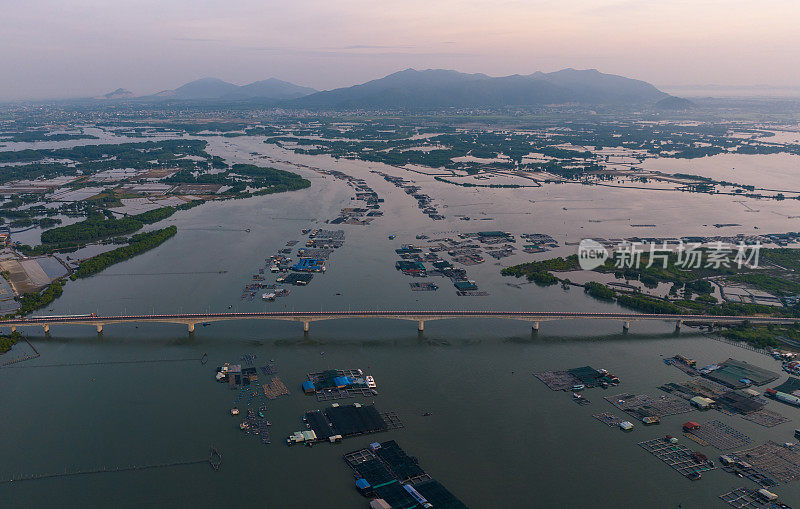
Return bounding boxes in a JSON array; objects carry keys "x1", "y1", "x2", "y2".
[{"x1": 73, "y1": 226, "x2": 177, "y2": 279}]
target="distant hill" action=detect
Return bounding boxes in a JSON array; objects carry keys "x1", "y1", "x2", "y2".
[
  {"x1": 288, "y1": 68, "x2": 671, "y2": 109},
  {"x1": 147, "y1": 77, "x2": 316, "y2": 100},
  {"x1": 154, "y1": 78, "x2": 240, "y2": 99},
  {"x1": 236, "y1": 78, "x2": 317, "y2": 100},
  {"x1": 654, "y1": 96, "x2": 695, "y2": 110},
  {"x1": 96, "y1": 88, "x2": 134, "y2": 100}
]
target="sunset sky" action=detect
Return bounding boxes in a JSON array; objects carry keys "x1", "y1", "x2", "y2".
[{"x1": 3, "y1": 0, "x2": 799, "y2": 100}]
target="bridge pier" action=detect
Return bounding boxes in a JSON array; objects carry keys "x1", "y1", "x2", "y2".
[
  {"x1": 187, "y1": 323, "x2": 195, "y2": 333},
  {"x1": 622, "y1": 321, "x2": 630, "y2": 332},
  {"x1": 96, "y1": 324, "x2": 103, "y2": 334},
  {"x1": 417, "y1": 320, "x2": 424, "y2": 332},
  {"x1": 11, "y1": 325, "x2": 15, "y2": 333},
  {"x1": 532, "y1": 321, "x2": 539, "y2": 332},
  {"x1": 303, "y1": 321, "x2": 310, "y2": 333},
  {"x1": 43, "y1": 324, "x2": 50, "y2": 335},
  {"x1": 675, "y1": 320, "x2": 682, "y2": 332}
]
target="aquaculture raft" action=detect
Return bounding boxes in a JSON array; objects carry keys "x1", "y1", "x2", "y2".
[
  {"x1": 410, "y1": 282, "x2": 438, "y2": 291},
  {"x1": 315, "y1": 387, "x2": 373, "y2": 402},
  {"x1": 720, "y1": 460, "x2": 778, "y2": 488},
  {"x1": 665, "y1": 355, "x2": 700, "y2": 377},
  {"x1": 704, "y1": 358, "x2": 779, "y2": 389},
  {"x1": 343, "y1": 440, "x2": 469, "y2": 509},
  {"x1": 606, "y1": 393, "x2": 693, "y2": 419},
  {"x1": 742, "y1": 409, "x2": 790, "y2": 428},
  {"x1": 719, "y1": 487, "x2": 785, "y2": 509},
  {"x1": 593, "y1": 412, "x2": 624, "y2": 427},
  {"x1": 534, "y1": 370, "x2": 577, "y2": 391},
  {"x1": 731, "y1": 442, "x2": 800, "y2": 484},
  {"x1": 299, "y1": 403, "x2": 402, "y2": 444},
  {"x1": 262, "y1": 376, "x2": 290, "y2": 399},
  {"x1": 638, "y1": 438, "x2": 716, "y2": 478},
  {"x1": 684, "y1": 420, "x2": 751, "y2": 450},
  {"x1": 535, "y1": 366, "x2": 620, "y2": 391},
  {"x1": 305, "y1": 368, "x2": 377, "y2": 401}
]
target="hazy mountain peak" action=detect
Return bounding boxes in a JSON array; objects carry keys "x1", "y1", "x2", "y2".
[
  {"x1": 290, "y1": 67, "x2": 669, "y2": 109},
  {"x1": 146, "y1": 77, "x2": 316, "y2": 101},
  {"x1": 96, "y1": 88, "x2": 134, "y2": 100}
]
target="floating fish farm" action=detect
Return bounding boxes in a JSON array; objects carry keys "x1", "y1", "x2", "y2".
[
  {"x1": 682, "y1": 420, "x2": 751, "y2": 450},
  {"x1": 534, "y1": 365, "x2": 621, "y2": 391},
  {"x1": 344, "y1": 440, "x2": 469, "y2": 509},
  {"x1": 303, "y1": 368, "x2": 378, "y2": 401},
  {"x1": 638, "y1": 437, "x2": 717, "y2": 479},
  {"x1": 288, "y1": 403, "x2": 403, "y2": 445}
]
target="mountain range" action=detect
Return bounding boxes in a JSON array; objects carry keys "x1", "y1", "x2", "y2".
[
  {"x1": 148, "y1": 77, "x2": 317, "y2": 100},
  {"x1": 108, "y1": 68, "x2": 683, "y2": 108},
  {"x1": 291, "y1": 68, "x2": 668, "y2": 109}
]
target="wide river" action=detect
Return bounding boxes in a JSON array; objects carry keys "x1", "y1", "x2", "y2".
[{"x1": 2, "y1": 133, "x2": 800, "y2": 508}]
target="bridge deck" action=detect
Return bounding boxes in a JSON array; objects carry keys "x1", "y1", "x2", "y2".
[{"x1": 1, "y1": 310, "x2": 797, "y2": 331}]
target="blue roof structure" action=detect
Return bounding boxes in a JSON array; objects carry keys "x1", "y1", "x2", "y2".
[{"x1": 291, "y1": 258, "x2": 325, "y2": 272}]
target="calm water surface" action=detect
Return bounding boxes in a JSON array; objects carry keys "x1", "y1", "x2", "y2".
[{"x1": 3, "y1": 134, "x2": 800, "y2": 508}]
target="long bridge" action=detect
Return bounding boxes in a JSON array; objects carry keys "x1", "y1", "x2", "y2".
[{"x1": 1, "y1": 310, "x2": 797, "y2": 335}]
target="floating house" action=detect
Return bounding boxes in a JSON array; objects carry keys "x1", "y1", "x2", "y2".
[
  {"x1": 690, "y1": 396, "x2": 715, "y2": 410},
  {"x1": 453, "y1": 280, "x2": 478, "y2": 291},
  {"x1": 395, "y1": 260, "x2": 426, "y2": 276}
]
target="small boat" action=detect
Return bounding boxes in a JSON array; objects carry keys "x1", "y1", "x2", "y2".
[
  {"x1": 422, "y1": 412, "x2": 432, "y2": 417},
  {"x1": 619, "y1": 421, "x2": 634, "y2": 431},
  {"x1": 573, "y1": 393, "x2": 591, "y2": 405},
  {"x1": 230, "y1": 408, "x2": 239, "y2": 415},
  {"x1": 571, "y1": 384, "x2": 585, "y2": 391},
  {"x1": 687, "y1": 472, "x2": 702, "y2": 481},
  {"x1": 795, "y1": 429, "x2": 800, "y2": 440},
  {"x1": 388, "y1": 235, "x2": 395, "y2": 240}
]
